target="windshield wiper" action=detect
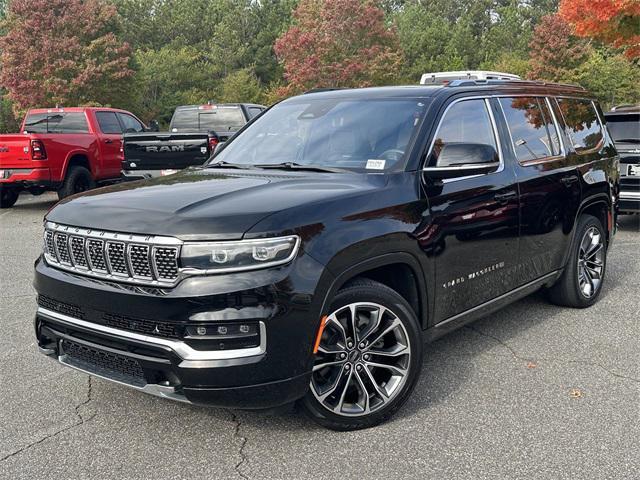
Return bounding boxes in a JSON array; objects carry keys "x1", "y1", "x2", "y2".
[
  {"x1": 254, "y1": 162, "x2": 347, "y2": 173},
  {"x1": 206, "y1": 160, "x2": 255, "y2": 170}
]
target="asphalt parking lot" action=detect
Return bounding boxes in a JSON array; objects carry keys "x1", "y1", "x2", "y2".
[{"x1": 1, "y1": 192, "x2": 638, "y2": 480}]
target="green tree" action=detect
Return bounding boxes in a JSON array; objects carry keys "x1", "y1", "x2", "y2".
[
  {"x1": 134, "y1": 46, "x2": 219, "y2": 124},
  {"x1": 218, "y1": 67, "x2": 264, "y2": 104},
  {"x1": 574, "y1": 49, "x2": 640, "y2": 110}
]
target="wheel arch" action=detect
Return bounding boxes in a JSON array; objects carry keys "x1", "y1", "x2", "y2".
[
  {"x1": 562, "y1": 193, "x2": 612, "y2": 268},
  {"x1": 319, "y1": 253, "x2": 428, "y2": 330},
  {"x1": 61, "y1": 151, "x2": 94, "y2": 180}
]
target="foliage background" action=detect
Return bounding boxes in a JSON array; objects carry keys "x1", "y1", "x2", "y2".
[{"x1": 0, "y1": 0, "x2": 638, "y2": 132}]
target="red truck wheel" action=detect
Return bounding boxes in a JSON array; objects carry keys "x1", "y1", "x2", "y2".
[
  {"x1": 0, "y1": 188, "x2": 19, "y2": 208},
  {"x1": 57, "y1": 166, "x2": 96, "y2": 200}
]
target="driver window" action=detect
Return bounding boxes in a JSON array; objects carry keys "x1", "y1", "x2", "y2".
[{"x1": 430, "y1": 99, "x2": 497, "y2": 166}]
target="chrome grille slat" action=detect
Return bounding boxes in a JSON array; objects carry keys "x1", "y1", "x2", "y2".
[{"x1": 43, "y1": 222, "x2": 181, "y2": 287}]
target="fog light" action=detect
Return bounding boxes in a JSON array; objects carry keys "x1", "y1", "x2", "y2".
[
  {"x1": 239, "y1": 324, "x2": 250, "y2": 334},
  {"x1": 196, "y1": 326, "x2": 207, "y2": 336},
  {"x1": 217, "y1": 326, "x2": 228, "y2": 335}
]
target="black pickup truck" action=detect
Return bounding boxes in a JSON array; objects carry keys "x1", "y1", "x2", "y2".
[{"x1": 121, "y1": 103, "x2": 265, "y2": 180}]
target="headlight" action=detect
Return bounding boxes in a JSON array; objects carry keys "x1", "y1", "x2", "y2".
[{"x1": 180, "y1": 235, "x2": 300, "y2": 273}]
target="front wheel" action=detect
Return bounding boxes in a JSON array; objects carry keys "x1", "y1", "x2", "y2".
[
  {"x1": 547, "y1": 214, "x2": 607, "y2": 308},
  {"x1": 302, "y1": 279, "x2": 423, "y2": 430},
  {"x1": 0, "y1": 187, "x2": 19, "y2": 208}
]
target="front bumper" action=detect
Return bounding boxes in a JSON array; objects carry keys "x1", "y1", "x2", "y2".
[{"x1": 34, "y1": 253, "x2": 328, "y2": 408}]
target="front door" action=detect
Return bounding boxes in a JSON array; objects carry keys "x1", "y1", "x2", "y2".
[{"x1": 419, "y1": 97, "x2": 520, "y2": 323}]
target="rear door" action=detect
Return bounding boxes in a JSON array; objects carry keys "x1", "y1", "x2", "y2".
[
  {"x1": 497, "y1": 96, "x2": 581, "y2": 285},
  {"x1": 422, "y1": 97, "x2": 521, "y2": 323},
  {"x1": 94, "y1": 111, "x2": 124, "y2": 179}
]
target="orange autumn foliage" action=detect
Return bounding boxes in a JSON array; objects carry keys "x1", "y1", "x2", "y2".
[{"x1": 559, "y1": 0, "x2": 640, "y2": 59}]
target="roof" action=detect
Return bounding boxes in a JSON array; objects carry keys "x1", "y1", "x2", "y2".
[
  {"x1": 175, "y1": 103, "x2": 266, "y2": 110},
  {"x1": 606, "y1": 104, "x2": 640, "y2": 114},
  {"x1": 27, "y1": 106, "x2": 131, "y2": 114},
  {"x1": 286, "y1": 81, "x2": 592, "y2": 102}
]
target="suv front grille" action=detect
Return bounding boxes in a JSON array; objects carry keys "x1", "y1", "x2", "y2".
[{"x1": 43, "y1": 222, "x2": 182, "y2": 287}]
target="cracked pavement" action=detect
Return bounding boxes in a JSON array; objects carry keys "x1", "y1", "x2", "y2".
[{"x1": 1, "y1": 193, "x2": 639, "y2": 479}]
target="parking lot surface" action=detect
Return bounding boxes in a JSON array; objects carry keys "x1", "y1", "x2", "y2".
[{"x1": 1, "y1": 192, "x2": 638, "y2": 480}]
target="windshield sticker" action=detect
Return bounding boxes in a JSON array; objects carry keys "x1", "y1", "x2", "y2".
[{"x1": 366, "y1": 159, "x2": 386, "y2": 170}]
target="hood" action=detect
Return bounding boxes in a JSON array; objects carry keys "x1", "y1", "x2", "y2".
[{"x1": 47, "y1": 168, "x2": 381, "y2": 240}]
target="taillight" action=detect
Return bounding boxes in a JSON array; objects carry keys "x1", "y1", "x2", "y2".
[
  {"x1": 31, "y1": 140, "x2": 47, "y2": 160},
  {"x1": 208, "y1": 137, "x2": 219, "y2": 152}
]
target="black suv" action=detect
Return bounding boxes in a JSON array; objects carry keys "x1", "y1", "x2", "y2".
[
  {"x1": 35, "y1": 80, "x2": 618, "y2": 430},
  {"x1": 604, "y1": 105, "x2": 639, "y2": 214}
]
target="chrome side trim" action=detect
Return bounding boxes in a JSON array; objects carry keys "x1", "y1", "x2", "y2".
[{"x1": 37, "y1": 307, "x2": 267, "y2": 364}]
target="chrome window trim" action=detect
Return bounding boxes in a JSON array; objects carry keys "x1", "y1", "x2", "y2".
[
  {"x1": 423, "y1": 96, "x2": 505, "y2": 183},
  {"x1": 38, "y1": 306, "x2": 267, "y2": 365},
  {"x1": 496, "y1": 95, "x2": 566, "y2": 167}
]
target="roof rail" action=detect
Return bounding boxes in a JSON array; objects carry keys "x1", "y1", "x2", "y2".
[
  {"x1": 303, "y1": 88, "x2": 346, "y2": 94},
  {"x1": 420, "y1": 70, "x2": 521, "y2": 85},
  {"x1": 446, "y1": 78, "x2": 586, "y2": 91}
]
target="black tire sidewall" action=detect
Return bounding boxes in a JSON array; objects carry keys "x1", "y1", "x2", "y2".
[
  {"x1": 58, "y1": 166, "x2": 95, "y2": 200},
  {"x1": 0, "y1": 187, "x2": 19, "y2": 208},
  {"x1": 302, "y1": 281, "x2": 423, "y2": 431}
]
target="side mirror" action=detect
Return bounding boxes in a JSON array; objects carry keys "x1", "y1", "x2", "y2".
[
  {"x1": 148, "y1": 120, "x2": 160, "y2": 132},
  {"x1": 423, "y1": 143, "x2": 499, "y2": 179}
]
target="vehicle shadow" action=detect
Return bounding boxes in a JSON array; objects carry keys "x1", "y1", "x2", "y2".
[{"x1": 8, "y1": 194, "x2": 58, "y2": 213}]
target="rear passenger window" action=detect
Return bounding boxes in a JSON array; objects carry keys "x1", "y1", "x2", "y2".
[
  {"x1": 499, "y1": 97, "x2": 561, "y2": 162},
  {"x1": 49, "y1": 113, "x2": 89, "y2": 133},
  {"x1": 556, "y1": 98, "x2": 603, "y2": 153},
  {"x1": 23, "y1": 112, "x2": 89, "y2": 134},
  {"x1": 96, "y1": 111, "x2": 122, "y2": 134},
  {"x1": 248, "y1": 107, "x2": 263, "y2": 119},
  {"x1": 430, "y1": 99, "x2": 497, "y2": 166}
]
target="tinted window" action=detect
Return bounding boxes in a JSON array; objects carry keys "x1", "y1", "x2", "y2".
[
  {"x1": 430, "y1": 99, "x2": 497, "y2": 166},
  {"x1": 557, "y1": 98, "x2": 603, "y2": 152},
  {"x1": 499, "y1": 97, "x2": 561, "y2": 162},
  {"x1": 24, "y1": 112, "x2": 89, "y2": 133},
  {"x1": 248, "y1": 107, "x2": 263, "y2": 119},
  {"x1": 118, "y1": 113, "x2": 144, "y2": 133},
  {"x1": 605, "y1": 114, "x2": 640, "y2": 142},
  {"x1": 96, "y1": 111, "x2": 122, "y2": 134},
  {"x1": 212, "y1": 98, "x2": 428, "y2": 171},
  {"x1": 170, "y1": 106, "x2": 246, "y2": 132}
]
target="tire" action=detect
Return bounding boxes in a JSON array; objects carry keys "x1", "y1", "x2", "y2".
[
  {"x1": 547, "y1": 214, "x2": 607, "y2": 308},
  {"x1": 57, "y1": 166, "x2": 95, "y2": 200},
  {"x1": 302, "y1": 278, "x2": 423, "y2": 431},
  {"x1": 0, "y1": 187, "x2": 19, "y2": 208}
]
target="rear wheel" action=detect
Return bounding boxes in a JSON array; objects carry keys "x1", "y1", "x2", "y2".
[
  {"x1": 547, "y1": 214, "x2": 607, "y2": 308},
  {"x1": 57, "y1": 166, "x2": 95, "y2": 200},
  {"x1": 0, "y1": 187, "x2": 19, "y2": 208},
  {"x1": 302, "y1": 279, "x2": 423, "y2": 430}
]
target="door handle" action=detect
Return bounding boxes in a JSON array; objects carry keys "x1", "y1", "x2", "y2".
[
  {"x1": 494, "y1": 191, "x2": 517, "y2": 204},
  {"x1": 560, "y1": 176, "x2": 578, "y2": 186},
  {"x1": 104, "y1": 139, "x2": 113, "y2": 144}
]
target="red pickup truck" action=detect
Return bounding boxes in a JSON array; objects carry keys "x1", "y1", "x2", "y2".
[{"x1": 0, "y1": 107, "x2": 146, "y2": 208}]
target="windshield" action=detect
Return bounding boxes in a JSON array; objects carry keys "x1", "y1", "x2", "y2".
[
  {"x1": 606, "y1": 114, "x2": 640, "y2": 142},
  {"x1": 170, "y1": 107, "x2": 245, "y2": 132},
  {"x1": 210, "y1": 97, "x2": 429, "y2": 172}
]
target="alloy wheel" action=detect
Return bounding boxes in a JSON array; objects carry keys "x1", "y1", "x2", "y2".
[
  {"x1": 577, "y1": 226, "x2": 604, "y2": 298},
  {"x1": 310, "y1": 302, "x2": 411, "y2": 417}
]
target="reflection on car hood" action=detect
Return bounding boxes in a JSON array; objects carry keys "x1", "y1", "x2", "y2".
[{"x1": 47, "y1": 168, "x2": 377, "y2": 240}]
